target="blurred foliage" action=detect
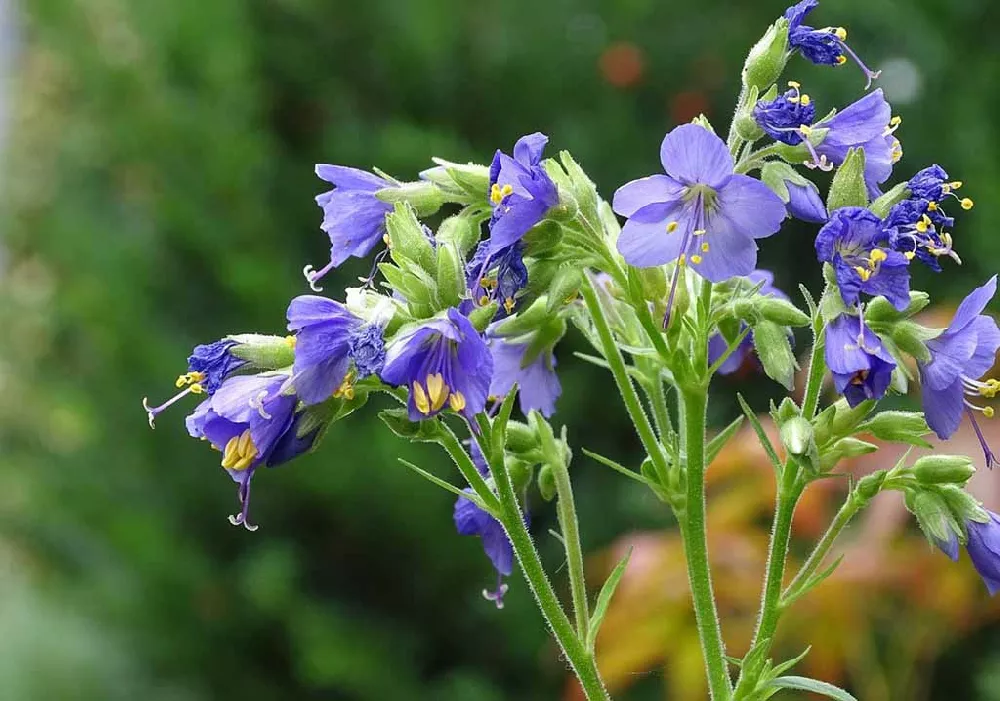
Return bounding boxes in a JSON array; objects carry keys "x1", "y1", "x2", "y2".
[{"x1": 2, "y1": 0, "x2": 1000, "y2": 699}]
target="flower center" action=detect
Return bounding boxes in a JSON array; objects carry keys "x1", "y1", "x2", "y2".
[
  {"x1": 490, "y1": 183, "x2": 514, "y2": 205},
  {"x1": 412, "y1": 372, "x2": 466, "y2": 414}
]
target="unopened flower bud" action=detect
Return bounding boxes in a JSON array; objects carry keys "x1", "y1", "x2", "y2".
[
  {"x1": 820, "y1": 437, "x2": 878, "y2": 471},
  {"x1": 780, "y1": 415, "x2": 815, "y2": 456},
  {"x1": 864, "y1": 291, "x2": 930, "y2": 323},
  {"x1": 436, "y1": 209, "x2": 485, "y2": 256},
  {"x1": 435, "y1": 242, "x2": 464, "y2": 309},
  {"x1": 742, "y1": 19, "x2": 790, "y2": 91},
  {"x1": 869, "y1": 181, "x2": 910, "y2": 218},
  {"x1": 913, "y1": 455, "x2": 976, "y2": 485},
  {"x1": 826, "y1": 147, "x2": 868, "y2": 212},
  {"x1": 856, "y1": 469, "x2": 888, "y2": 500},
  {"x1": 909, "y1": 489, "x2": 962, "y2": 553},
  {"x1": 419, "y1": 159, "x2": 490, "y2": 202},
  {"x1": 376, "y1": 180, "x2": 446, "y2": 216},
  {"x1": 537, "y1": 464, "x2": 557, "y2": 501},
  {"x1": 227, "y1": 333, "x2": 297, "y2": 370},
  {"x1": 757, "y1": 297, "x2": 811, "y2": 327},
  {"x1": 752, "y1": 320, "x2": 797, "y2": 391}
]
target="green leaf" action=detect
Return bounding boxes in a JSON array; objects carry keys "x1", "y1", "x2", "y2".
[
  {"x1": 737, "y1": 393, "x2": 782, "y2": 472},
  {"x1": 769, "y1": 646, "x2": 812, "y2": 678},
  {"x1": 764, "y1": 675, "x2": 857, "y2": 701},
  {"x1": 869, "y1": 180, "x2": 909, "y2": 218},
  {"x1": 397, "y1": 459, "x2": 486, "y2": 505},
  {"x1": 826, "y1": 147, "x2": 868, "y2": 211},
  {"x1": 706, "y1": 415, "x2": 745, "y2": 465},
  {"x1": 378, "y1": 408, "x2": 444, "y2": 442},
  {"x1": 585, "y1": 547, "x2": 632, "y2": 651},
  {"x1": 581, "y1": 448, "x2": 651, "y2": 486}
]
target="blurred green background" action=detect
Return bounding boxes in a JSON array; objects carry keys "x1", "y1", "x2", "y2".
[{"x1": 3, "y1": 0, "x2": 1000, "y2": 699}]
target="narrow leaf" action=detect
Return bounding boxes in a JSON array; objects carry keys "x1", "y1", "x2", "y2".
[
  {"x1": 737, "y1": 393, "x2": 782, "y2": 472},
  {"x1": 769, "y1": 646, "x2": 812, "y2": 678},
  {"x1": 764, "y1": 675, "x2": 858, "y2": 701},
  {"x1": 586, "y1": 547, "x2": 633, "y2": 651},
  {"x1": 582, "y1": 448, "x2": 651, "y2": 486},
  {"x1": 397, "y1": 459, "x2": 487, "y2": 507},
  {"x1": 706, "y1": 415, "x2": 745, "y2": 465}
]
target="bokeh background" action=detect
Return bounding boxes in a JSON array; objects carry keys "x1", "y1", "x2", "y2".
[{"x1": 3, "y1": 0, "x2": 1000, "y2": 699}]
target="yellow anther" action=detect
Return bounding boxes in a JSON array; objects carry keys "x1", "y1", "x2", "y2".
[
  {"x1": 701, "y1": 242, "x2": 710, "y2": 252},
  {"x1": 479, "y1": 295, "x2": 491, "y2": 306},
  {"x1": 666, "y1": 221, "x2": 678, "y2": 233},
  {"x1": 950, "y1": 181, "x2": 963, "y2": 189},
  {"x1": 800, "y1": 94, "x2": 812, "y2": 107},
  {"x1": 504, "y1": 297, "x2": 516, "y2": 314},
  {"x1": 798, "y1": 124, "x2": 813, "y2": 136},
  {"x1": 333, "y1": 372, "x2": 356, "y2": 400},
  {"x1": 284, "y1": 335, "x2": 297, "y2": 348},
  {"x1": 961, "y1": 198, "x2": 974, "y2": 210},
  {"x1": 836, "y1": 55, "x2": 847, "y2": 65},
  {"x1": 425, "y1": 372, "x2": 450, "y2": 412},
  {"x1": 834, "y1": 26, "x2": 847, "y2": 40},
  {"x1": 890, "y1": 116, "x2": 902, "y2": 127},
  {"x1": 412, "y1": 381, "x2": 430, "y2": 414},
  {"x1": 854, "y1": 266, "x2": 871, "y2": 282},
  {"x1": 678, "y1": 254, "x2": 687, "y2": 267},
  {"x1": 693, "y1": 228, "x2": 707, "y2": 236},
  {"x1": 190, "y1": 383, "x2": 205, "y2": 395},
  {"x1": 927, "y1": 201, "x2": 938, "y2": 211},
  {"x1": 904, "y1": 251, "x2": 916, "y2": 261},
  {"x1": 175, "y1": 374, "x2": 189, "y2": 389},
  {"x1": 490, "y1": 183, "x2": 514, "y2": 204},
  {"x1": 985, "y1": 406, "x2": 995, "y2": 419},
  {"x1": 221, "y1": 429, "x2": 257, "y2": 471},
  {"x1": 869, "y1": 248, "x2": 887, "y2": 265},
  {"x1": 383, "y1": 233, "x2": 392, "y2": 248},
  {"x1": 690, "y1": 254, "x2": 703, "y2": 264},
  {"x1": 787, "y1": 80, "x2": 800, "y2": 88},
  {"x1": 448, "y1": 392, "x2": 466, "y2": 412},
  {"x1": 915, "y1": 217, "x2": 929, "y2": 233}
]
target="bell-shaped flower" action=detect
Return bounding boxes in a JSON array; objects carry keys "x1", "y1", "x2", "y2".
[
  {"x1": 487, "y1": 336, "x2": 561, "y2": 417},
  {"x1": 824, "y1": 313, "x2": 896, "y2": 407},
  {"x1": 487, "y1": 133, "x2": 559, "y2": 251},
  {"x1": 784, "y1": 0, "x2": 881, "y2": 87}
]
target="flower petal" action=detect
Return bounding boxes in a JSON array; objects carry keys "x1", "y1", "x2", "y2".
[
  {"x1": 315, "y1": 164, "x2": 386, "y2": 192},
  {"x1": 513, "y1": 132, "x2": 549, "y2": 167},
  {"x1": 950, "y1": 276, "x2": 998, "y2": 333},
  {"x1": 715, "y1": 175, "x2": 787, "y2": 240},
  {"x1": 920, "y1": 376, "x2": 965, "y2": 440},
  {"x1": 659, "y1": 123, "x2": 734, "y2": 188},
  {"x1": 690, "y1": 217, "x2": 759, "y2": 283},
  {"x1": 616, "y1": 202, "x2": 688, "y2": 268},
  {"x1": 612, "y1": 174, "x2": 685, "y2": 217}
]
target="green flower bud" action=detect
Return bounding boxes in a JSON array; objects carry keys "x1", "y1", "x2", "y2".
[
  {"x1": 742, "y1": 19, "x2": 790, "y2": 91},
  {"x1": 820, "y1": 437, "x2": 878, "y2": 471},
  {"x1": 423, "y1": 158, "x2": 490, "y2": 201},
  {"x1": 376, "y1": 181, "x2": 446, "y2": 216},
  {"x1": 378, "y1": 407, "x2": 446, "y2": 442},
  {"x1": 756, "y1": 297, "x2": 811, "y2": 327},
  {"x1": 537, "y1": 464, "x2": 557, "y2": 501},
  {"x1": 856, "y1": 469, "x2": 888, "y2": 500},
  {"x1": 521, "y1": 219, "x2": 564, "y2": 257},
  {"x1": 436, "y1": 208, "x2": 485, "y2": 257},
  {"x1": 909, "y1": 489, "x2": 962, "y2": 550},
  {"x1": 733, "y1": 86, "x2": 765, "y2": 142},
  {"x1": 227, "y1": 334, "x2": 296, "y2": 369},
  {"x1": 506, "y1": 421, "x2": 540, "y2": 455},
  {"x1": 467, "y1": 302, "x2": 499, "y2": 333},
  {"x1": 507, "y1": 456, "x2": 534, "y2": 494},
  {"x1": 869, "y1": 181, "x2": 910, "y2": 218},
  {"x1": 828, "y1": 398, "x2": 877, "y2": 438},
  {"x1": 864, "y1": 291, "x2": 930, "y2": 323},
  {"x1": 858, "y1": 411, "x2": 932, "y2": 448},
  {"x1": 780, "y1": 416, "x2": 815, "y2": 456},
  {"x1": 826, "y1": 147, "x2": 868, "y2": 212},
  {"x1": 546, "y1": 267, "x2": 584, "y2": 313},
  {"x1": 886, "y1": 320, "x2": 935, "y2": 364},
  {"x1": 386, "y1": 202, "x2": 436, "y2": 274},
  {"x1": 776, "y1": 397, "x2": 800, "y2": 423},
  {"x1": 494, "y1": 297, "x2": 550, "y2": 337},
  {"x1": 435, "y1": 242, "x2": 464, "y2": 309},
  {"x1": 752, "y1": 320, "x2": 798, "y2": 391},
  {"x1": 913, "y1": 455, "x2": 976, "y2": 485}
]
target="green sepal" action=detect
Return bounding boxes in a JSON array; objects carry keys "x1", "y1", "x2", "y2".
[
  {"x1": 375, "y1": 181, "x2": 446, "y2": 216},
  {"x1": 820, "y1": 437, "x2": 878, "y2": 471},
  {"x1": 537, "y1": 464, "x2": 557, "y2": 501},
  {"x1": 386, "y1": 202, "x2": 436, "y2": 274},
  {"x1": 826, "y1": 147, "x2": 868, "y2": 212},
  {"x1": 378, "y1": 408, "x2": 446, "y2": 442},
  {"x1": 227, "y1": 333, "x2": 296, "y2": 369},
  {"x1": 434, "y1": 242, "x2": 464, "y2": 309},
  {"x1": 857, "y1": 411, "x2": 932, "y2": 448},
  {"x1": 869, "y1": 181, "x2": 910, "y2": 218},
  {"x1": 864, "y1": 291, "x2": 930, "y2": 323},
  {"x1": 467, "y1": 302, "x2": 499, "y2": 333},
  {"x1": 426, "y1": 158, "x2": 491, "y2": 201},
  {"x1": 752, "y1": 320, "x2": 798, "y2": 391},
  {"x1": 546, "y1": 267, "x2": 584, "y2": 313}
]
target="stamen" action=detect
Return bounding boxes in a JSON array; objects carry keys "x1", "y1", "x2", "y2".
[
  {"x1": 701, "y1": 243, "x2": 710, "y2": 252},
  {"x1": 449, "y1": 391, "x2": 467, "y2": 412},
  {"x1": 961, "y1": 198, "x2": 974, "y2": 210},
  {"x1": 490, "y1": 183, "x2": 514, "y2": 205},
  {"x1": 248, "y1": 390, "x2": 273, "y2": 420},
  {"x1": 504, "y1": 297, "x2": 516, "y2": 314},
  {"x1": 690, "y1": 254, "x2": 703, "y2": 264},
  {"x1": 833, "y1": 37, "x2": 881, "y2": 88},
  {"x1": 333, "y1": 372, "x2": 356, "y2": 400},
  {"x1": 666, "y1": 221, "x2": 678, "y2": 233},
  {"x1": 927, "y1": 201, "x2": 938, "y2": 211},
  {"x1": 966, "y1": 407, "x2": 997, "y2": 468},
  {"x1": 426, "y1": 373, "x2": 450, "y2": 412},
  {"x1": 412, "y1": 381, "x2": 431, "y2": 415},
  {"x1": 221, "y1": 429, "x2": 258, "y2": 471}
]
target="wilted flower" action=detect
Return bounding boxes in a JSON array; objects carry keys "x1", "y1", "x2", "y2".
[
  {"x1": 186, "y1": 374, "x2": 317, "y2": 530},
  {"x1": 380, "y1": 308, "x2": 493, "y2": 421},
  {"x1": 884, "y1": 197, "x2": 958, "y2": 271},
  {"x1": 286, "y1": 295, "x2": 386, "y2": 406},
  {"x1": 753, "y1": 83, "x2": 816, "y2": 146},
  {"x1": 303, "y1": 165, "x2": 393, "y2": 290},
  {"x1": 453, "y1": 441, "x2": 516, "y2": 608},
  {"x1": 488, "y1": 133, "x2": 559, "y2": 251},
  {"x1": 815, "y1": 206, "x2": 911, "y2": 310},
  {"x1": 466, "y1": 240, "x2": 529, "y2": 318},
  {"x1": 784, "y1": 0, "x2": 881, "y2": 87},
  {"x1": 918, "y1": 276, "x2": 1000, "y2": 466},
  {"x1": 824, "y1": 313, "x2": 896, "y2": 407}
]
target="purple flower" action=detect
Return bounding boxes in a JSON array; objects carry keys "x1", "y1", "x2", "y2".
[
  {"x1": 824, "y1": 313, "x2": 896, "y2": 407},
  {"x1": 785, "y1": 180, "x2": 828, "y2": 223},
  {"x1": 488, "y1": 336, "x2": 561, "y2": 417},
  {"x1": 465, "y1": 241, "x2": 529, "y2": 318},
  {"x1": 488, "y1": 133, "x2": 559, "y2": 251},
  {"x1": 303, "y1": 165, "x2": 393, "y2": 290},
  {"x1": 884, "y1": 198, "x2": 957, "y2": 272},
  {"x1": 753, "y1": 85, "x2": 816, "y2": 146},
  {"x1": 965, "y1": 511, "x2": 1000, "y2": 594},
  {"x1": 454, "y1": 441, "x2": 515, "y2": 608},
  {"x1": 783, "y1": 0, "x2": 881, "y2": 87},
  {"x1": 186, "y1": 373, "x2": 316, "y2": 530},
  {"x1": 613, "y1": 124, "x2": 786, "y2": 284},
  {"x1": 143, "y1": 338, "x2": 254, "y2": 428},
  {"x1": 812, "y1": 90, "x2": 900, "y2": 198},
  {"x1": 918, "y1": 276, "x2": 1000, "y2": 466},
  {"x1": 708, "y1": 270, "x2": 789, "y2": 375},
  {"x1": 286, "y1": 295, "x2": 386, "y2": 406},
  {"x1": 908, "y1": 165, "x2": 951, "y2": 202},
  {"x1": 380, "y1": 308, "x2": 493, "y2": 421},
  {"x1": 815, "y1": 207, "x2": 911, "y2": 310}
]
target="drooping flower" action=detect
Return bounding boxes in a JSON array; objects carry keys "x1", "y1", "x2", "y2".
[
  {"x1": 488, "y1": 336, "x2": 561, "y2": 417},
  {"x1": 964, "y1": 510, "x2": 1000, "y2": 594},
  {"x1": 918, "y1": 276, "x2": 1000, "y2": 466},
  {"x1": 785, "y1": 179, "x2": 828, "y2": 223},
  {"x1": 708, "y1": 270, "x2": 789, "y2": 375},
  {"x1": 752, "y1": 83, "x2": 816, "y2": 146},
  {"x1": 380, "y1": 308, "x2": 493, "y2": 421},
  {"x1": 815, "y1": 206, "x2": 911, "y2": 310},
  {"x1": 143, "y1": 338, "x2": 259, "y2": 428},
  {"x1": 186, "y1": 373, "x2": 317, "y2": 530},
  {"x1": 884, "y1": 198, "x2": 958, "y2": 272},
  {"x1": 783, "y1": 0, "x2": 881, "y2": 87},
  {"x1": 303, "y1": 165, "x2": 393, "y2": 290},
  {"x1": 811, "y1": 90, "x2": 901, "y2": 197},
  {"x1": 613, "y1": 123, "x2": 786, "y2": 301},
  {"x1": 465, "y1": 240, "x2": 529, "y2": 318},
  {"x1": 286, "y1": 295, "x2": 386, "y2": 406},
  {"x1": 487, "y1": 133, "x2": 559, "y2": 251},
  {"x1": 824, "y1": 313, "x2": 896, "y2": 407},
  {"x1": 453, "y1": 440, "x2": 516, "y2": 608}
]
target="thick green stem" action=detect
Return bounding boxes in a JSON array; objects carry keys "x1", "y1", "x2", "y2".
[
  {"x1": 801, "y1": 318, "x2": 827, "y2": 419},
  {"x1": 581, "y1": 279, "x2": 669, "y2": 476},
  {"x1": 680, "y1": 386, "x2": 733, "y2": 701},
  {"x1": 488, "y1": 440, "x2": 609, "y2": 700},
  {"x1": 782, "y1": 490, "x2": 863, "y2": 606}
]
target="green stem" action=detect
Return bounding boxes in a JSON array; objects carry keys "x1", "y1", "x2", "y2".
[
  {"x1": 437, "y1": 424, "x2": 501, "y2": 512},
  {"x1": 540, "y1": 427, "x2": 591, "y2": 640},
  {"x1": 647, "y1": 375, "x2": 674, "y2": 441},
  {"x1": 487, "y1": 439, "x2": 610, "y2": 700},
  {"x1": 679, "y1": 385, "x2": 733, "y2": 701},
  {"x1": 801, "y1": 317, "x2": 827, "y2": 419},
  {"x1": 781, "y1": 489, "x2": 863, "y2": 606},
  {"x1": 581, "y1": 278, "x2": 669, "y2": 477}
]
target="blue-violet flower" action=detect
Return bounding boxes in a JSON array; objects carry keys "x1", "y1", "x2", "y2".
[
  {"x1": 824, "y1": 313, "x2": 896, "y2": 407},
  {"x1": 488, "y1": 133, "x2": 559, "y2": 251}
]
